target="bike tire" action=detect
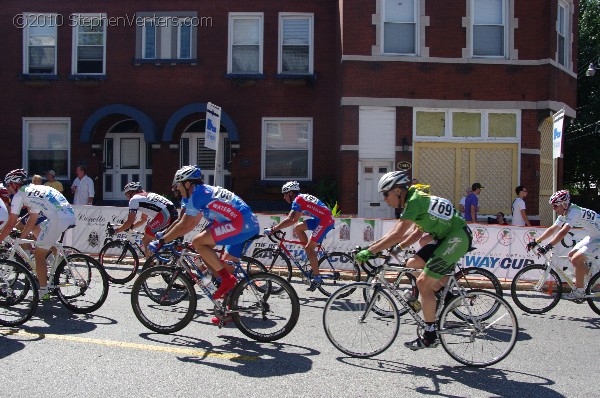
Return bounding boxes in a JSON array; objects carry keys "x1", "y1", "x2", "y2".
[
  {"x1": 140, "y1": 254, "x2": 189, "y2": 304},
  {"x1": 439, "y1": 290, "x2": 518, "y2": 367},
  {"x1": 250, "y1": 248, "x2": 293, "y2": 281},
  {"x1": 230, "y1": 272, "x2": 300, "y2": 342},
  {"x1": 98, "y1": 240, "x2": 139, "y2": 284},
  {"x1": 364, "y1": 271, "x2": 418, "y2": 317},
  {"x1": 586, "y1": 271, "x2": 600, "y2": 315},
  {"x1": 54, "y1": 254, "x2": 110, "y2": 314},
  {"x1": 317, "y1": 252, "x2": 361, "y2": 297},
  {"x1": 323, "y1": 282, "x2": 399, "y2": 357},
  {"x1": 131, "y1": 266, "x2": 197, "y2": 334},
  {"x1": 450, "y1": 267, "x2": 504, "y2": 321},
  {"x1": 510, "y1": 264, "x2": 562, "y2": 314},
  {"x1": 0, "y1": 259, "x2": 39, "y2": 327}
]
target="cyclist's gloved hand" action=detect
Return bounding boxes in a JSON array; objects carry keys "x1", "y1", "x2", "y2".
[
  {"x1": 356, "y1": 249, "x2": 375, "y2": 263},
  {"x1": 264, "y1": 227, "x2": 274, "y2": 236},
  {"x1": 537, "y1": 243, "x2": 553, "y2": 255},
  {"x1": 148, "y1": 239, "x2": 164, "y2": 253},
  {"x1": 107, "y1": 225, "x2": 115, "y2": 237},
  {"x1": 526, "y1": 241, "x2": 538, "y2": 252}
]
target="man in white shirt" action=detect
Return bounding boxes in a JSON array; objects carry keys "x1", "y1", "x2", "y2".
[
  {"x1": 512, "y1": 185, "x2": 531, "y2": 226},
  {"x1": 458, "y1": 187, "x2": 472, "y2": 214},
  {"x1": 71, "y1": 165, "x2": 95, "y2": 205}
]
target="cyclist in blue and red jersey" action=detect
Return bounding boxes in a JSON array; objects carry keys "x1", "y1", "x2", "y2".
[
  {"x1": 149, "y1": 165, "x2": 260, "y2": 302},
  {"x1": 265, "y1": 181, "x2": 335, "y2": 291}
]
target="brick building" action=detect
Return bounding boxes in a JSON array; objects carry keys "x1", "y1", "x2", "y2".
[{"x1": 0, "y1": 1, "x2": 577, "y2": 224}]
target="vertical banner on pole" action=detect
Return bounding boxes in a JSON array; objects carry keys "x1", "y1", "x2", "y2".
[
  {"x1": 205, "y1": 102, "x2": 221, "y2": 150},
  {"x1": 552, "y1": 109, "x2": 565, "y2": 159}
]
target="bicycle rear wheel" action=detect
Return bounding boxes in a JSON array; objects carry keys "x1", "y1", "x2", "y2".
[
  {"x1": 54, "y1": 254, "x2": 109, "y2": 314},
  {"x1": 586, "y1": 271, "x2": 600, "y2": 315},
  {"x1": 450, "y1": 268, "x2": 504, "y2": 321},
  {"x1": 250, "y1": 248, "x2": 293, "y2": 281},
  {"x1": 510, "y1": 264, "x2": 562, "y2": 314},
  {"x1": 364, "y1": 271, "x2": 418, "y2": 316},
  {"x1": 230, "y1": 272, "x2": 300, "y2": 342},
  {"x1": 0, "y1": 259, "x2": 38, "y2": 327},
  {"x1": 317, "y1": 252, "x2": 361, "y2": 297},
  {"x1": 98, "y1": 240, "x2": 139, "y2": 284},
  {"x1": 439, "y1": 290, "x2": 518, "y2": 367},
  {"x1": 131, "y1": 266, "x2": 197, "y2": 334},
  {"x1": 323, "y1": 283, "x2": 399, "y2": 357}
]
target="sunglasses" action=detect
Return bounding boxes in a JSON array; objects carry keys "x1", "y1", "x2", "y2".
[{"x1": 383, "y1": 191, "x2": 390, "y2": 197}]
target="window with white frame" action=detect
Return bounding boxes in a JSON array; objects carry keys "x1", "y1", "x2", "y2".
[
  {"x1": 72, "y1": 14, "x2": 106, "y2": 74},
  {"x1": 557, "y1": 1, "x2": 570, "y2": 67},
  {"x1": 23, "y1": 14, "x2": 57, "y2": 74},
  {"x1": 414, "y1": 109, "x2": 518, "y2": 141},
  {"x1": 383, "y1": 0, "x2": 417, "y2": 55},
  {"x1": 229, "y1": 13, "x2": 263, "y2": 74},
  {"x1": 279, "y1": 14, "x2": 313, "y2": 74},
  {"x1": 23, "y1": 118, "x2": 70, "y2": 178},
  {"x1": 262, "y1": 118, "x2": 312, "y2": 180},
  {"x1": 137, "y1": 13, "x2": 196, "y2": 61},
  {"x1": 472, "y1": 0, "x2": 506, "y2": 57}
]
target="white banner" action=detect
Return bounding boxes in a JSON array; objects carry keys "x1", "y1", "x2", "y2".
[
  {"x1": 553, "y1": 109, "x2": 565, "y2": 159},
  {"x1": 204, "y1": 102, "x2": 221, "y2": 151}
]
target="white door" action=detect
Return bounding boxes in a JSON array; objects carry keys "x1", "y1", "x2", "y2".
[
  {"x1": 103, "y1": 133, "x2": 148, "y2": 200},
  {"x1": 359, "y1": 161, "x2": 395, "y2": 219},
  {"x1": 180, "y1": 132, "x2": 231, "y2": 187}
]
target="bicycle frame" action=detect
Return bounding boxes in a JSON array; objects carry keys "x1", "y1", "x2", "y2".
[
  {"x1": 107, "y1": 226, "x2": 146, "y2": 257},
  {"x1": 537, "y1": 252, "x2": 600, "y2": 298}
]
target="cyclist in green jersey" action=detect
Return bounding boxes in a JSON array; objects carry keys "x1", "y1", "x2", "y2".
[{"x1": 356, "y1": 171, "x2": 473, "y2": 350}]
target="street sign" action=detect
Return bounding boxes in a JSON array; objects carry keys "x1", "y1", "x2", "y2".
[
  {"x1": 397, "y1": 161, "x2": 411, "y2": 171},
  {"x1": 205, "y1": 102, "x2": 221, "y2": 150}
]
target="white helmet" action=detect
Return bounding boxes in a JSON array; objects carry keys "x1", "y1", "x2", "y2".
[
  {"x1": 173, "y1": 165, "x2": 202, "y2": 184},
  {"x1": 378, "y1": 171, "x2": 410, "y2": 192},
  {"x1": 549, "y1": 190, "x2": 570, "y2": 208},
  {"x1": 4, "y1": 169, "x2": 29, "y2": 186},
  {"x1": 123, "y1": 182, "x2": 142, "y2": 193},
  {"x1": 282, "y1": 181, "x2": 300, "y2": 193}
]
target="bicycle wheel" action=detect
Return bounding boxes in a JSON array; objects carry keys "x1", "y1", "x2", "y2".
[
  {"x1": 229, "y1": 272, "x2": 300, "y2": 342},
  {"x1": 586, "y1": 271, "x2": 600, "y2": 315},
  {"x1": 250, "y1": 248, "x2": 293, "y2": 281},
  {"x1": 131, "y1": 266, "x2": 197, "y2": 334},
  {"x1": 317, "y1": 252, "x2": 361, "y2": 297},
  {"x1": 439, "y1": 290, "x2": 518, "y2": 367},
  {"x1": 98, "y1": 240, "x2": 139, "y2": 284},
  {"x1": 450, "y1": 267, "x2": 504, "y2": 321},
  {"x1": 0, "y1": 259, "x2": 38, "y2": 326},
  {"x1": 323, "y1": 283, "x2": 399, "y2": 357},
  {"x1": 364, "y1": 271, "x2": 418, "y2": 316},
  {"x1": 54, "y1": 254, "x2": 110, "y2": 314},
  {"x1": 510, "y1": 264, "x2": 562, "y2": 314},
  {"x1": 241, "y1": 255, "x2": 267, "y2": 275},
  {"x1": 140, "y1": 255, "x2": 189, "y2": 305}
]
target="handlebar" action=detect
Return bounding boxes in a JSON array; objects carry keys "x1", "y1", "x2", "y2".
[{"x1": 265, "y1": 229, "x2": 286, "y2": 243}]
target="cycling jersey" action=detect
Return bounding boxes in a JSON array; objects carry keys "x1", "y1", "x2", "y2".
[
  {"x1": 129, "y1": 192, "x2": 177, "y2": 219},
  {"x1": 0, "y1": 199, "x2": 7, "y2": 225},
  {"x1": 291, "y1": 194, "x2": 334, "y2": 243},
  {"x1": 554, "y1": 204, "x2": 600, "y2": 238}
]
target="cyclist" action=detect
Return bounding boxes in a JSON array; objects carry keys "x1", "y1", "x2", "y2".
[
  {"x1": 355, "y1": 171, "x2": 472, "y2": 350},
  {"x1": 265, "y1": 181, "x2": 335, "y2": 291},
  {"x1": 527, "y1": 190, "x2": 600, "y2": 300},
  {"x1": 0, "y1": 169, "x2": 75, "y2": 300},
  {"x1": 111, "y1": 182, "x2": 178, "y2": 257},
  {"x1": 148, "y1": 165, "x2": 260, "y2": 302},
  {"x1": 0, "y1": 184, "x2": 8, "y2": 226}
]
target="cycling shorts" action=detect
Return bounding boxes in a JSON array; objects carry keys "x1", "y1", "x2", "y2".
[
  {"x1": 145, "y1": 210, "x2": 178, "y2": 237},
  {"x1": 571, "y1": 235, "x2": 600, "y2": 257},
  {"x1": 21, "y1": 214, "x2": 48, "y2": 226},
  {"x1": 305, "y1": 217, "x2": 335, "y2": 244},
  {"x1": 422, "y1": 226, "x2": 473, "y2": 279},
  {"x1": 210, "y1": 211, "x2": 260, "y2": 259},
  {"x1": 37, "y1": 217, "x2": 76, "y2": 250}
]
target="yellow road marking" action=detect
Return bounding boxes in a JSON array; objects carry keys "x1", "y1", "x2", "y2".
[{"x1": 0, "y1": 329, "x2": 257, "y2": 361}]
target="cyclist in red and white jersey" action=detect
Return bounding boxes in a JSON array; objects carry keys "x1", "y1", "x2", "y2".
[
  {"x1": 0, "y1": 184, "x2": 9, "y2": 226},
  {"x1": 527, "y1": 190, "x2": 600, "y2": 300},
  {"x1": 112, "y1": 182, "x2": 178, "y2": 256},
  {"x1": 265, "y1": 181, "x2": 335, "y2": 291}
]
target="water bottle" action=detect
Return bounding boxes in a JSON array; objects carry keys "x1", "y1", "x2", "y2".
[
  {"x1": 403, "y1": 289, "x2": 422, "y2": 312},
  {"x1": 200, "y1": 274, "x2": 217, "y2": 294}
]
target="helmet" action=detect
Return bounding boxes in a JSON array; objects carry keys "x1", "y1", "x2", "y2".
[
  {"x1": 377, "y1": 171, "x2": 410, "y2": 192},
  {"x1": 549, "y1": 190, "x2": 570, "y2": 207},
  {"x1": 282, "y1": 181, "x2": 300, "y2": 193},
  {"x1": 123, "y1": 182, "x2": 142, "y2": 193},
  {"x1": 0, "y1": 183, "x2": 9, "y2": 206},
  {"x1": 173, "y1": 165, "x2": 202, "y2": 183},
  {"x1": 4, "y1": 169, "x2": 29, "y2": 186}
]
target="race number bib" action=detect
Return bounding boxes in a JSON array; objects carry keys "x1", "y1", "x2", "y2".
[
  {"x1": 428, "y1": 196, "x2": 454, "y2": 221},
  {"x1": 212, "y1": 187, "x2": 234, "y2": 203}
]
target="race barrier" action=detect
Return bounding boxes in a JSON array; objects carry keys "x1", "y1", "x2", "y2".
[{"x1": 67, "y1": 205, "x2": 586, "y2": 281}]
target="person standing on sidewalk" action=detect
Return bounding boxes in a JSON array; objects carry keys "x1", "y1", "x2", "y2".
[
  {"x1": 464, "y1": 183, "x2": 483, "y2": 222},
  {"x1": 512, "y1": 186, "x2": 531, "y2": 226},
  {"x1": 71, "y1": 165, "x2": 94, "y2": 205}
]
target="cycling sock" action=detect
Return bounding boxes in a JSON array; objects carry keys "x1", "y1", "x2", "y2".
[
  {"x1": 424, "y1": 323, "x2": 437, "y2": 341},
  {"x1": 217, "y1": 268, "x2": 232, "y2": 280}
]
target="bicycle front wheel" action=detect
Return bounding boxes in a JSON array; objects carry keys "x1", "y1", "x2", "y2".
[
  {"x1": 323, "y1": 283, "x2": 399, "y2": 357},
  {"x1": 586, "y1": 271, "x2": 600, "y2": 315},
  {"x1": 98, "y1": 240, "x2": 139, "y2": 284},
  {"x1": 510, "y1": 264, "x2": 562, "y2": 314},
  {"x1": 230, "y1": 272, "x2": 300, "y2": 342},
  {"x1": 54, "y1": 254, "x2": 109, "y2": 313},
  {"x1": 0, "y1": 259, "x2": 38, "y2": 327},
  {"x1": 317, "y1": 252, "x2": 361, "y2": 297},
  {"x1": 364, "y1": 271, "x2": 418, "y2": 317},
  {"x1": 439, "y1": 290, "x2": 518, "y2": 367},
  {"x1": 131, "y1": 266, "x2": 197, "y2": 334},
  {"x1": 250, "y1": 248, "x2": 293, "y2": 281}
]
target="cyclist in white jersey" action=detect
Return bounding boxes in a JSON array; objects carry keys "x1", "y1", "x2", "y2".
[
  {"x1": 527, "y1": 190, "x2": 600, "y2": 300},
  {"x1": 0, "y1": 169, "x2": 75, "y2": 300},
  {"x1": 111, "y1": 182, "x2": 178, "y2": 256}
]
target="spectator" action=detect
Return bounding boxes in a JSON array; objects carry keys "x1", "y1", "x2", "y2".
[
  {"x1": 71, "y1": 165, "x2": 94, "y2": 205},
  {"x1": 464, "y1": 183, "x2": 483, "y2": 222},
  {"x1": 44, "y1": 170, "x2": 63, "y2": 193},
  {"x1": 512, "y1": 185, "x2": 531, "y2": 226},
  {"x1": 411, "y1": 178, "x2": 419, "y2": 185},
  {"x1": 458, "y1": 187, "x2": 472, "y2": 214},
  {"x1": 489, "y1": 212, "x2": 508, "y2": 225},
  {"x1": 31, "y1": 175, "x2": 42, "y2": 185}
]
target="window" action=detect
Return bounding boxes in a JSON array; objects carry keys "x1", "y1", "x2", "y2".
[
  {"x1": 279, "y1": 14, "x2": 313, "y2": 74},
  {"x1": 262, "y1": 118, "x2": 312, "y2": 180},
  {"x1": 142, "y1": 19, "x2": 156, "y2": 59},
  {"x1": 136, "y1": 13, "x2": 197, "y2": 61},
  {"x1": 23, "y1": 118, "x2": 70, "y2": 178},
  {"x1": 23, "y1": 14, "x2": 57, "y2": 74},
  {"x1": 229, "y1": 13, "x2": 263, "y2": 74},
  {"x1": 383, "y1": 0, "x2": 417, "y2": 55},
  {"x1": 472, "y1": 0, "x2": 506, "y2": 57},
  {"x1": 557, "y1": 1, "x2": 570, "y2": 67},
  {"x1": 178, "y1": 18, "x2": 192, "y2": 59},
  {"x1": 72, "y1": 14, "x2": 106, "y2": 74}
]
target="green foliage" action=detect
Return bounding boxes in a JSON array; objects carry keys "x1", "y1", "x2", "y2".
[
  {"x1": 330, "y1": 201, "x2": 341, "y2": 217},
  {"x1": 312, "y1": 177, "x2": 340, "y2": 215}
]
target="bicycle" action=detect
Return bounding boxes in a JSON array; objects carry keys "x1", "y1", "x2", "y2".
[
  {"x1": 323, "y1": 259, "x2": 518, "y2": 367},
  {"x1": 251, "y1": 230, "x2": 361, "y2": 297},
  {"x1": 510, "y1": 251, "x2": 600, "y2": 315},
  {"x1": 2, "y1": 227, "x2": 109, "y2": 314},
  {"x1": 98, "y1": 222, "x2": 147, "y2": 284},
  {"x1": 0, "y1": 257, "x2": 39, "y2": 326},
  {"x1": 130, "y1": 238, "x2": 300, "y2": 342}
]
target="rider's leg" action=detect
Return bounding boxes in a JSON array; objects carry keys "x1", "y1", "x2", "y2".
[
  {"x1": 33, "y1": 247, "x2": 51, "y2": 289},
  {"x1": 570, "y1": 251, "x2": 588, "y2": 289},
  {"x1": 192, "y1": 230, "x2": 236, "y2": 300}
]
